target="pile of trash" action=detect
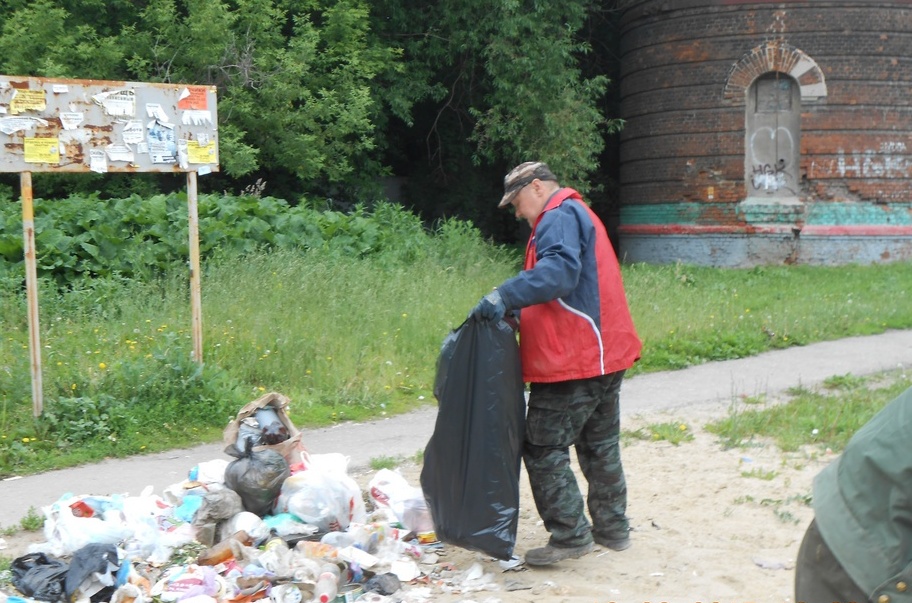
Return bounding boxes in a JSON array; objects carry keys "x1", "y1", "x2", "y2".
[{"x1": 0, "y1": 394, "x2": 515, "y2": 603}]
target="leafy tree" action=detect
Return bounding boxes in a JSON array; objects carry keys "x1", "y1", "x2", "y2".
[
  {"x1": 0, "y1": 0, "x2": 408, "y2": 200},
  {"x1": 0, "y1": 0, "x2": 625, "y2": 243},
  {"x1": 370, "y1": 0, "x2": 623, "y2": 241}
]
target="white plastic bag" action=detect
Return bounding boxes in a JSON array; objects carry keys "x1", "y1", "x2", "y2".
[
  {"x1": 273, "y1": 454, "x2": 366, "y2": 532},
  {"x1": 37, "y1": 495, "x2": 131, "y2": 557},
  {"x1": 368, "y1": 469, "x2": 434, "y2": 533}
]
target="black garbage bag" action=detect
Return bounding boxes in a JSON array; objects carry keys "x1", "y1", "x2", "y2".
[
  {"x1": 420, "y1": 316, "x2": 525, "y2": 560},
  {"x1": 224, "y1": 438, "x2": 290, "y2": 517},
  {"x1": 11, "y1": 552, "x2": 68, "y2": 602},
  {"x1": 65, "y1": 543, "x2": 120, "y2": 602}
]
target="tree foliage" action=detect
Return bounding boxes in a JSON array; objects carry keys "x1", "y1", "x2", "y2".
[{"x1": 0, "y1": 0, "x2": 622, "y2": 240}]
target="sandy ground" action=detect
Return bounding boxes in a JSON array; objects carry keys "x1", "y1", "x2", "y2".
[
  {"x1": 386, "y1": 399, "x2": 822, "y2": 603},
  {"x1": 0, "y1": 398, "x2": 825, "y2": 603}
]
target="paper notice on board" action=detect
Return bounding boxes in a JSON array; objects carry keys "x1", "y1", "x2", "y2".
[
  {"x1": 187, "y1": 140, "x2": 216, "y2": 164},
  {"x1": 0, "y1": 116, "x2": 48, "y2": 135},
  {"x1": 121, "y1": 120, "x2": 144, "y2": 144},
  {"x1": 52, "y1": 84, "x2": 69, "y2": 94},
  {"x1": 10, "y1": 89, "x2": 46, "y2": 114},
  {"x1": 59, "y1": 112, "x2": 84, "y2": 130},
  {"x1": 181, "y1": 110, "x2": 212, "y2": 126},
  {"x1": 177, "y1": 86, "x2": 208, "y2": 110},
  {"x1": 177, "y1": 139, "x2": 189, "y2": 170},
  {"x1": 24, "y1": 137, "x2": 60, "y2": 164},
  {"x1": 106, "y1": 144, "x2": 134, "y2": 163},
  {"x1": 89, "y1": 149, "x2": 107, "y2": 173},
  {"x1": 145, "y1": 103, "x2": 169, "y2": 123},
  {"x1": 92, "y1": 89, "x2": 136, "y2": 117},
  {"x1": 147, "y1": 119, "x2": 177, "y2": 164}
]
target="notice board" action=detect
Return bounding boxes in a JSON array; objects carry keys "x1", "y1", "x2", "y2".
[{"x1": 0, "y1": 75, "x2": 218, "y2": 173}]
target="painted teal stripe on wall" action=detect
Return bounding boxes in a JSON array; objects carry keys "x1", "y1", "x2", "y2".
[
  {"x1": 621, "y1": 202, "x2": 912, "y2": 226},
  {"x1": 620, "y1": 203, "x2": 715, "y2": 225},
  {"x1": 805, "y1": 203, "x2": 912, "y2": 226}
]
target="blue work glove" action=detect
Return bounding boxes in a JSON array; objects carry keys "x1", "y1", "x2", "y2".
[{"x1": 472, "y1": 290, "x2": 506, "y2": 323}]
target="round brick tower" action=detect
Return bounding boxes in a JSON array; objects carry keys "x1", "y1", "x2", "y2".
[{"x1": 617, "y1": 0, "x2": 912, "y2": 265}]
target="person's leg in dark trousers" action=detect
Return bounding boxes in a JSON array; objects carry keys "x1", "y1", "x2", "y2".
[
  {"x1": 523, "y1": 378, "x2": 597, "y2": 548},
  {"x1": 576, "y1": 370, "x2": 630, "y2": 547},
  {"x1": 795, "y1": 518, "x2": 867, "y2": 603}
]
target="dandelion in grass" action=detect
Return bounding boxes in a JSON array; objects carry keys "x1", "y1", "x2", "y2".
[{"x1": 99, "y1": 362, "x2": 107, "y2": 370}]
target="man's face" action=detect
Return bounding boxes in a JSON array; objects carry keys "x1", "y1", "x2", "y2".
[{"x1": 509, "y1": 180, "x2": 543, "y2": 226}]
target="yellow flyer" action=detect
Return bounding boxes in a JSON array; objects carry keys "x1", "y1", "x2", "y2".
[
  {"x1": 10, "y1": 89, "x2": 46, "y2": 114},
  {"x1": 24, "y1": 137, "x2": 60, "y2": 164},
  {"x1": 187, "y1": 140, "x2": 216, "y2": 164}
]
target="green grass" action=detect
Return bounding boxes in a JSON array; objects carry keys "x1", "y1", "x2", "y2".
[
  {"x1": 624, "y1": 262, "x2": 912, "y2": 372},
  {"x1": 741, "y1": 467, "x2": 778, "y2": 480},
  {"x1": 369, "y1": 455, "x2": 402, "y2": 471},
  {"x1": 707, "y1": 370, "x2": 912, "y2": 453},
  {"x1": 624, "y1": 420, "x2": 694, "y2": 446},
  {"x1": 2, "y1": 216, "x2": 912, "y2": 478}
]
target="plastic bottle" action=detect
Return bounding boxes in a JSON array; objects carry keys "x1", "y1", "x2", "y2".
[
  {"x1": 197, "y1": 530, "x2": 253, "y2": 565},
  {"x1": 314, "y1": 563, "x2": 341, "y2": 603}
]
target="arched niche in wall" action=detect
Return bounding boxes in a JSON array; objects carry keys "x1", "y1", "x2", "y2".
[
  {"x1": 746, "y1": 72, "x2": 800, "y2": 198},
  {"x1": 724, "y1": 41, "x2": 826, "y2": 207}
]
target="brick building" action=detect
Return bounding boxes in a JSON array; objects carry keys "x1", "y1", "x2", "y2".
[{"x1": 617, "y1": 0, "x2": 912, "y2": 265}]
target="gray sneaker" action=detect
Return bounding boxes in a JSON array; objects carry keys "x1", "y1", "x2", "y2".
[{"x1": 524, "y1": 542, "x2": 595, "y2": 566}]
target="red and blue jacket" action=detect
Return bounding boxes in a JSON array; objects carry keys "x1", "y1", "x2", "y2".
[{"x1": 497, "y1": 188, "x2": 642, "y2": 383}]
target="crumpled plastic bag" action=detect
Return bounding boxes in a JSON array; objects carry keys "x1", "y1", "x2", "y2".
[
  {"x1": 224, "y1": 439, "x2": 290, "y2": 517},
  {"x1": 218, "y1": 511, "x2": 270, "y2": 543},
  {"x1": 11, "y1": 552, "x2": 68, "y2": 601},
  {"x1": 191, "y1": 488, "x2": 245, "y2": 546},
  {"x1": 223, "y1": 392, "x2": 307, "y2": 466},
  {"x1": 273, "y1": 454, "x2": 366, "y2": 532},
  {"x1": 38, "y1": 494, "x2": 132, "y2": 558},
  {"x1": 368, "y1": 469, "x2": 434, "y2": 533},
  {"x1": 65, "y1": 543, "x2": 120, "y2": 602}
]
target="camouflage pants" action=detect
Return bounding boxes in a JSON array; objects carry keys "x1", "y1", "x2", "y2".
[{"x1": 523, "y1": 370, "x2": 628, "y2": 547}]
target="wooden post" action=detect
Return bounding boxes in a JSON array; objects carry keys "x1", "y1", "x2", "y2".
[
  {"x1": 21, "y1": 171, "x2": 43, "y2": 416},
  {"x1": 187, "y1": 171, "x2": 203, "y2": 364}
]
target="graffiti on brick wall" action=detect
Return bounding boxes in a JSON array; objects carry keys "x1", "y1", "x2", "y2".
[
  {"x1": 749, "y1": 126, "x2": 796, "y2": 194},
  {"x1": 836, "y1": 147, "x2": 911, "y2": 178},
  {"x1": 751, "y1": 158, "x2": 788, "y2": 192}
]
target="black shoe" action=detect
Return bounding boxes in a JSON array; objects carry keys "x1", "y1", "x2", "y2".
[
  {"x1": 594, "y1": 533, "x2": 631, "y2": 551},
  {"x1": 524, "y1": 542, "x2": 595, "y2": 566}
]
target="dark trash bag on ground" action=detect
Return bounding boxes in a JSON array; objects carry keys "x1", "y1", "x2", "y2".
[
  {"x1": 65, "y1": 543, "x2": 120, "y2": 602},
  {"x1": 224, "y1": 439, "x2": 290, "y2": 517},
  {"x1": 11, "y1": 552, "x2": 68, "y2": 602},
  {"x1": 421, "y1": 316, "x2": 525, "y2": 560}
]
